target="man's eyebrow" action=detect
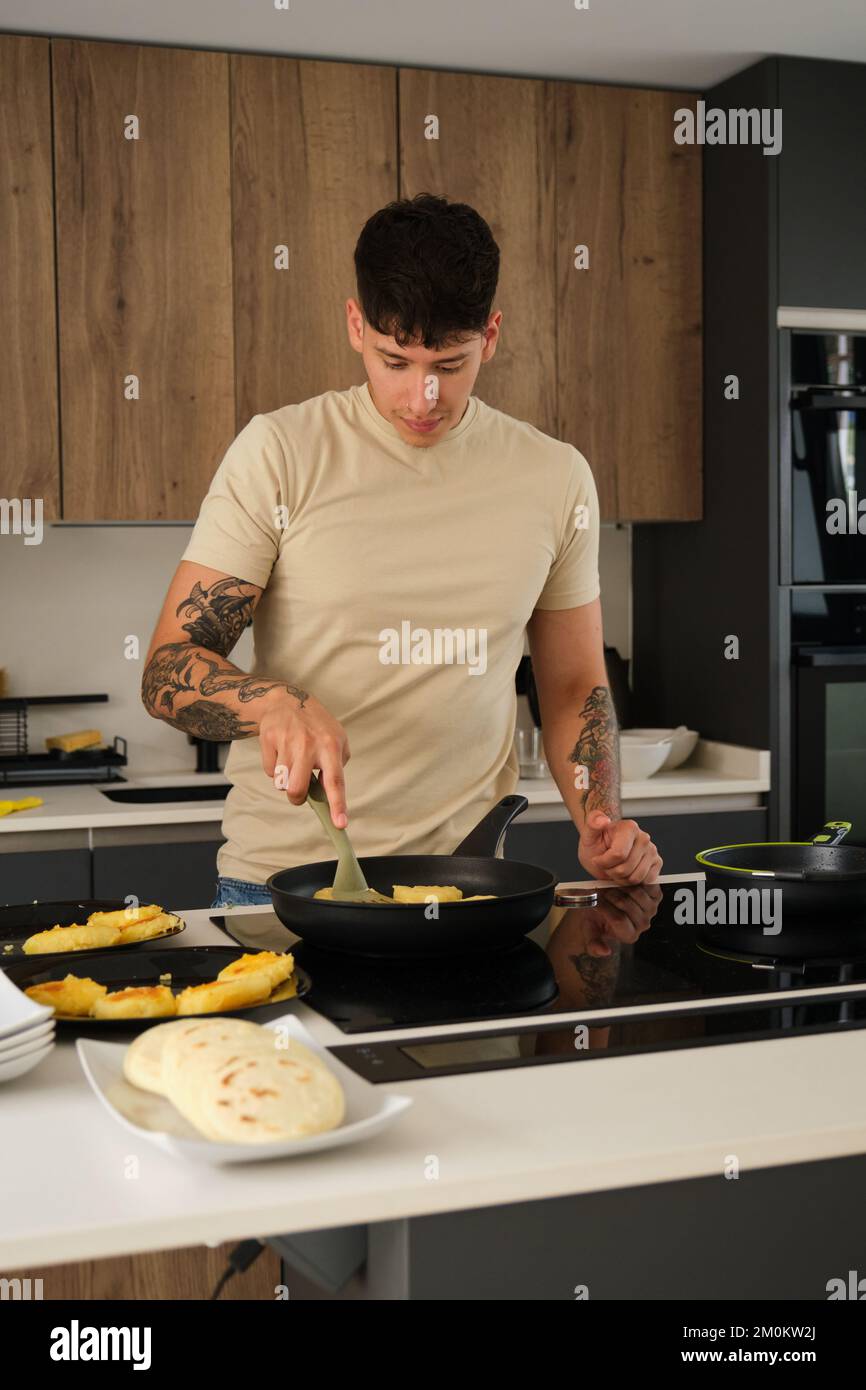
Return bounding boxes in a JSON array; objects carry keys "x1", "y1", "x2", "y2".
[{"x1": 374, "y1": 346, "x2": 470, "y2": 365}]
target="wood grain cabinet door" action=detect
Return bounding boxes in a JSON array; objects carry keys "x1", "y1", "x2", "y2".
[
  {"x1": 555, "y1": 84, "x2": 702, "y2": 521},
  {"x1": 231, "y1": 57, "x2": 397, "y2": 422},
  {"x1": 0, "y1": 36, "x2": 59, "y2": 519},
  {"x1": 399, "y1": 69, "x2": 557, "y2": 438},
  {"x1": 53, "y1": 40, "x2": 235, "y2": 520}
]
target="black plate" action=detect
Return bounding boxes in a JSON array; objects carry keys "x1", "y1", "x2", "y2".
[
  {"x1": 4, "y1": 945, "x2": 311, "y2": 1032},
  {"x1": 0, "y1": 899, "x2": 186, "y2": 963}
]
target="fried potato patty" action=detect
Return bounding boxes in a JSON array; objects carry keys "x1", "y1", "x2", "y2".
[
  {"x1": 115, "y1": 911, "x2": 177, "y2": 945},
  {"x1": 25, "y1": 974, "x2": 107, "y2": 1016},
  {"x1": 391, "y1": 884, "x2": 464, "y2": 904},
  {"x1": 175, "y1": 972, "x2": 273, "y2": 1016},
  {"x1": 217, "y1": 951, "x2": 294, "y2": 990},
  {"x1": 22, "y1": 922, "x2": 122, "y2": 955},
  {"x1": 87, "y1": 904, "x2": 163, "y2": 931},
  {"x1": 91, "y1": 985, "x2": 178, "y2": 1019}
]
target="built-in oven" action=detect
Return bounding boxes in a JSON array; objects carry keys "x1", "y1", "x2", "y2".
[
  {"x1": 792, "y1": 592, "x2": 866, "y2": 844},
  {"x1": 786, "y1": 329, "x2": 866, "y2": 585}
]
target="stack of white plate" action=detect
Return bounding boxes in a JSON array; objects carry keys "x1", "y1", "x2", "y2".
[{"x1": 0, "y1": 970, "x2": 55, "y2": 1082}]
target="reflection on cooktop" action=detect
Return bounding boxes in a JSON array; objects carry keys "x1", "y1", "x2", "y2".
[
  {"x1": 293, "y1": 937, "x2": 558, "y2": 1033},
  {"x1": 212, "y1": 882, "x2": 866, "y2": 1035},
  {"x1": 546, "y1": 882, "x2": 866, "y2": 1018}
]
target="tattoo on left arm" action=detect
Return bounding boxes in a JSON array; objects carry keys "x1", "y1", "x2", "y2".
[{"x1": 567, "y1": 684, "x2": 621, "y2": 821}]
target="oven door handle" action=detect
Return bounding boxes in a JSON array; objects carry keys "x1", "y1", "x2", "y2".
[
  {"x1": 796, "y1": 648, "x2": 866, "y2": 667},
  {"x1": 791, "y1": 390, "x2": 866, "y2": 410}
]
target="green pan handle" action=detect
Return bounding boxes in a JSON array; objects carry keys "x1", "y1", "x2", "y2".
[{"x1": 810, "y1": 820, "x2": 852, "y2": 848}]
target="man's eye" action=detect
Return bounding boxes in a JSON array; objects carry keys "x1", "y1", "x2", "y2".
[{"x1": 383, "y1": 363, "x2": 462, "y2": 374}]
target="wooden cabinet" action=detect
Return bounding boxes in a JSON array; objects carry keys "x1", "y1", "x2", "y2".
[
  {"x1": 1, "y1": 1241, "x2": 282, "y2": 1300},
  {"x1": 778, "y1": 58, "x2": 866, "y2": 310},
  {"x1": 52, "y1": 40, "x2": 235, "y2": 520},
  {"x1": 399, "y1": 69, "x2": 557, "y2": 438},
  {"x1": 0, "y1": 37, "x2": 59, "y2": 518},
  {"x1": 3, "y1": 37, "x2": 702, "y2": 522},
  {"x1": 555, "y1": 84, "x2": 702, "y2": 521},
  {"x1": 231, "y1": 57, "x2": 397, "y2": 422}
]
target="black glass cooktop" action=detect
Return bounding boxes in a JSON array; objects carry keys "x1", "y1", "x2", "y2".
[
  {"x1": 331, "y1": 994, "x2": 866, "y2": 1082},
  {"x1": 211, "y1": 878, "x2": 866, "y2": 1035}
]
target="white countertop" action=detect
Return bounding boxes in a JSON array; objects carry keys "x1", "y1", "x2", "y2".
[
  {"x1": 0, "y1": 741, "x2": 769, "y2": 835},
  {"x1": 1, "y1": 875, "x2": 864, "y2": 1274}
]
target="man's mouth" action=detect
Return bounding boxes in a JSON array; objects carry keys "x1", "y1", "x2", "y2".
[{"x1": 402, "y1": 417, "x2": 441, "y2": 433}]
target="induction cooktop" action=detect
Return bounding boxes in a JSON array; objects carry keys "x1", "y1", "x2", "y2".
[{"x1": 211, "y1": 878, "x2": 866, "y2": 1035}]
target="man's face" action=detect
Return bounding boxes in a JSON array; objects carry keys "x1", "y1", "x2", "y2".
[{"x1": 346, "y1": 300, "x2": 500, "y2": 448}]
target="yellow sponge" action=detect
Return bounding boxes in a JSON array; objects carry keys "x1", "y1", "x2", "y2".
[{"x1": 45, "y1": 730, "x2": 103, "y2": 753}]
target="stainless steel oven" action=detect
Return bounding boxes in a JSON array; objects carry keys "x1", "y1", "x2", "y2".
[
  {"x1": 787, "y1": 330, "x2": 866, "y2": 584},
  {"x1": 793, "y1": 592, "x2": 866, "y2": 844}
]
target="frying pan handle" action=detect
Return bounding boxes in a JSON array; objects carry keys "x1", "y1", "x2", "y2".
[
  {"x1": 810, "y1": 820, "x2": 852, "y2": 847},
  {"x1": 452, "y1": 794, "x2": 528, "y2": 858}
]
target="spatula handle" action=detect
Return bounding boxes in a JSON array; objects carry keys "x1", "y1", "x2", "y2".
[{"x1": 305, "y1": 772, "x2": 369, "y2": 892}]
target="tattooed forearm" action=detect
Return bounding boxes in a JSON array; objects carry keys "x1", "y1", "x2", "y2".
[
  {"x1": 141, "y1": 642, "x2": 308, "y2": 740},
  {"x1": 176, "y1": 577, "x2": 258, "y2": 657},
  {"x1": 142, "y1": 575, "x2": 309, "y2": 740},
  {"x1": 567, "y1": 684, "x2": 621, "y2": 820},
  {"x1": 163, "y1": 699, "x2": 256, "y2": 740},
  {"x1": 566, "y1": 951, "x2": 619, "y2": 1007}
]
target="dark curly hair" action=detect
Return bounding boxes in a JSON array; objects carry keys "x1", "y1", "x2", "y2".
[{"x1": 353, "y1": 194, "x2": 500, "y2": 350}]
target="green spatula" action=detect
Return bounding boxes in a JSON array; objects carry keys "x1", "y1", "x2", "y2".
[{"x1": 305, "y1": 772, "x2": 393, "y2": 903}]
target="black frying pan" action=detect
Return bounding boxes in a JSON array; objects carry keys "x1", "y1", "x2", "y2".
[
  {"x1": 267, "y1": 795, "x2": 585, "y2": 957},
  {"x1": 696, "y1": 820, "x2": 866, "y2": 918}
]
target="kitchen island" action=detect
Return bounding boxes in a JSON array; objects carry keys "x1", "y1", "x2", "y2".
[{"x1": 2, "y1": 879, "x2": 866, "y2": 1300}]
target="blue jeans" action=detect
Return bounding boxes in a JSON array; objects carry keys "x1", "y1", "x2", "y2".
[{"x1": 210, "y1": 875, "x2": 273, "y2": 908}]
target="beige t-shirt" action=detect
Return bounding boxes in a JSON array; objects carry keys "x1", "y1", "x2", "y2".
[{"x1": 181, "y1": 382, "x2": 600, "y2": 883}]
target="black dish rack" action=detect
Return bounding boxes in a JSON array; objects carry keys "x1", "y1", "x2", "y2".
[{"x1": 0, "y1": 694, "x2": 127, "y2": 786}]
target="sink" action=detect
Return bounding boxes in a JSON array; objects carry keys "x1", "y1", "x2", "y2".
[{"x1": 98, "y1": 785, "x2": 229, "y2": 803}]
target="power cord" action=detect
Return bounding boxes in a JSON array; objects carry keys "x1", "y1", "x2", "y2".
[{"x1": 210, "y1": 1238, "x2": 265, "y2": 1299}]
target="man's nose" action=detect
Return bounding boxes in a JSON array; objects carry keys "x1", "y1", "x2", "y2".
[{"x1": 407, "y1": 372, "x2": 440, "y2": 415}]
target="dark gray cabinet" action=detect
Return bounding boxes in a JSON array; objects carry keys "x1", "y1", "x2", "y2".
[
  {"x1": 0, "y1": 834, "x2": 224, "y2": 910},
  {"x1": 92, "y1": 840, "x2": 225, "y2": 912},
  {"x1": 778, "y1": 58, "x2": 866, "y2": 309},
  {"x1": 0, "y1": 848, "x2": 91, "y2": 905}
]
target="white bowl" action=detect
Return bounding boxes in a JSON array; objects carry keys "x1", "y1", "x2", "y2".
[
  {"x1": 619, "y1": 738, "x2": 670, "y2": 781},
  {"x1": 0, "y1": 1038, "x2": 54, "y2": 1083},
  {"x1": 0, "y1": 1024, "x2": 55, "y2": 1060},
  {"x1": 624, "y1": 726, "x2": 699, "y2": 770}
]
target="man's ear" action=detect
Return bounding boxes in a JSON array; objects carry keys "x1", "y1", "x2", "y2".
[
  {"x1": 345, "y1": 298, "x2": 364, "y2": 353},
  {"x1": 480, "y1": 310, "x2": 502, "y2": 364}
]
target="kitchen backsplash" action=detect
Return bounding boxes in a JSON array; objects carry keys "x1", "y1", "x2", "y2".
[{"x1": 2, "y1": 523, "x2": 631, "y2": 776}]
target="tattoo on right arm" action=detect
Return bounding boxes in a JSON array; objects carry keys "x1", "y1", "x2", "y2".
[
  {"x1": 176, "y1": 577, "x2": 258, "y2": 657},
  {"x1": 142, "y1": 575, "x2": 308, "y2": 739}
]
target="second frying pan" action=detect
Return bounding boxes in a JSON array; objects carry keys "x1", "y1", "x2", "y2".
[{"x1": 267, "y1": 795, "x2": 584, "y2": 957}]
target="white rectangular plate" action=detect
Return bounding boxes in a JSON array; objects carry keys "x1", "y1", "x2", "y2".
[{"x1": 76, "y1": 1014, "x2": 412, "y2": 1165}]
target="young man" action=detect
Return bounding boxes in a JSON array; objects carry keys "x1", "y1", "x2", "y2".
[{"x1": 143, "y1": 194, "x2": 662, "y2": 905}]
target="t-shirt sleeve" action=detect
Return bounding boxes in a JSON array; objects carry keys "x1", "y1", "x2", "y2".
[
  {"x1": 180, "y1": 414, "x2": 287, "y2": 589},
  {"x1": 534, "y1": 446, "x2": 601, "y2": 610}
]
